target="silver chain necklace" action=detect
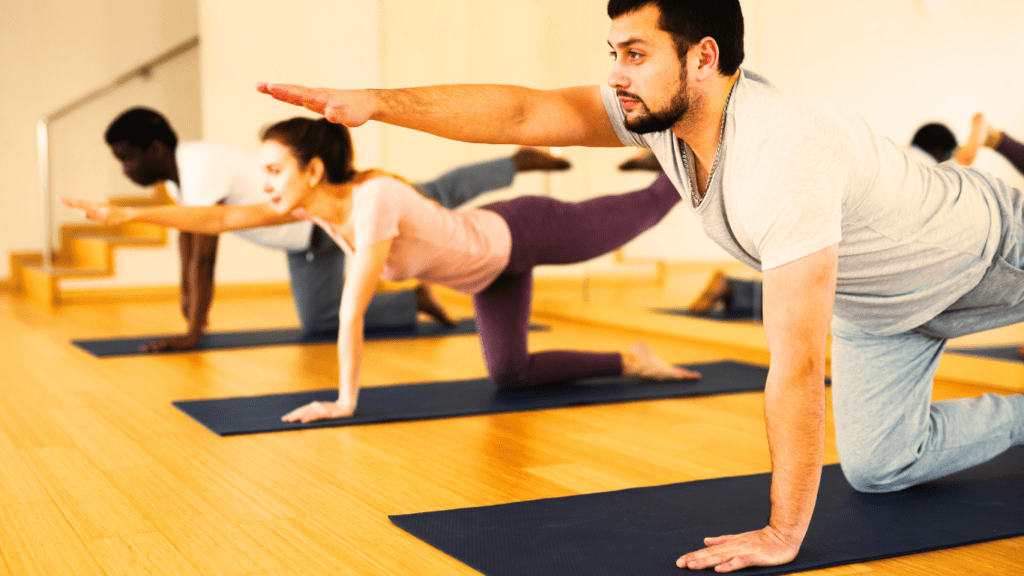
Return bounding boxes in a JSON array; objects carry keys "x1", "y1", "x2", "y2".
[{"x1": 685, "y1": 82, "x2": 735, "y2": 207}]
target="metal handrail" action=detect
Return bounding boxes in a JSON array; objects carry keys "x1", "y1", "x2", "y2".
[{"x1": 36, "y1": 35, "x2": 199, "y2": 269}]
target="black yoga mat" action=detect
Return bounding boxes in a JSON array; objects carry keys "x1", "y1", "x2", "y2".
[
  {"x1": 951, "y1": 345, "x2": 1024, "y2": 363},
  {"x1": 72, "y1": 319, "x2": 546, "y2": 358},
  {"x1": 173, "y1": 360, "x2": 768, "y2": 436},
  {"x1": 651, "y1": 307, "x2": 761, "y2": 322},
  {"x1": 391, "y1": 445, "x2": 1024, "y2": 576}
]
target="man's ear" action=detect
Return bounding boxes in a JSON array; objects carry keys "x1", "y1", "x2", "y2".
[
  {"x1": 694, "y1": 37, "x2": 721, "y2": 80},
  {"x1": 148, "y1": 140, "x2": 170, "y2": 159}
]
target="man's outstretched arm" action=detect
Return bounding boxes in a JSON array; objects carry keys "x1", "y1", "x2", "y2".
[
  {"x1": 678, "y1": 244, "x2": 836, "y2": 572},
  {"x1": 256, "y1": 83, "x2": 623, "y2": 148}
]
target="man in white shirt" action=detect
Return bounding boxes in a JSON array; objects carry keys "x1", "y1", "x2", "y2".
[
  {"x1": 104, "y1": 107, "x2": 568, "y2": 351},
  {"x1": 255, "y1": 0, "x2": 1024, "y2": 571}
]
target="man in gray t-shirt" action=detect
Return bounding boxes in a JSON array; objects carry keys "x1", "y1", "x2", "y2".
[{"x1": 255, "y1": 0, "x2": 1024, "y2": 572}]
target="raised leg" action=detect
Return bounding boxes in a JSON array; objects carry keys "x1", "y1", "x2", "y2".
[
  {"x1": 487, "y1": 172, "x2": 681, "y2": 273},
  {"x1": 415, "y1": 157, "x2": 517, "y2": 210}
]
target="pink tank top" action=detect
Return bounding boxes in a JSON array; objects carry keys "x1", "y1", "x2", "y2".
[{"x1": 311, "y1": 176, "x2": 512, "y2": 295}]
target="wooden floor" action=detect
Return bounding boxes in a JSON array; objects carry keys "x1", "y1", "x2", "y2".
[{"x1": 1, "y1": 268, "x2": 1022, "y2": 575}]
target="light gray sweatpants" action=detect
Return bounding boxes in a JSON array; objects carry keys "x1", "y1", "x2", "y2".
[
  {"x1": 286, "y1": 157, "x2": 516, "y2": 334},
  {"x1": 830, "y1": 315, "x2": 1024, "y2": 493},
  {"x1": 831, "y1": 176, "x2": 1024, "y2": 493}
]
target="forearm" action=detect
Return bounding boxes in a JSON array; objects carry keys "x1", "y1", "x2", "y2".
[
  {"x1": 371, "y1": 85, "x2": 538, "y2": 144},
  {"x1": 336, "y1": 312, "x2": 364, "y2": 410},
  {"x1": 183, "y1": 235, "x2": 218, "y2": 334},
  {"x1": 763, "y1": 363, "x2": 827, "y2": 543},
  {"x1": 126, "y1": 203, "x2": 295, "y2": 234},
  {"x1": 178, "y1": 233, "x2": 194, "y2": 317}
]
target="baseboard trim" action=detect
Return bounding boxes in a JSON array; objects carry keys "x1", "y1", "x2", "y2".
[{"x1": 58, "y1": 282, "x2": 292, "y2": 305}]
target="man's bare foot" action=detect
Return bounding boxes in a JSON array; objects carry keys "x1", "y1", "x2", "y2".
[
  {"x1": 690, "y1": 270, "x2": 732, "y2": 314},
  {"x1": 622, "y1": 342, "x2": 701, "y2": 381},
  {"x1": 511, "y1": 147, "x2": 571, "y2": 172},
  {"x1": 415, "y1": 284, "x2": 457, "y2": 327},
  {"x1": 956, "y1": 113, "x2": 1003, "y2": 166},
  {"x1": 618, "y1": 151, "x2": 662, "y2": 171}
]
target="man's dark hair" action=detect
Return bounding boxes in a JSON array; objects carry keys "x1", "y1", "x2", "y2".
[
  {"x1": 104, "y1": 107, "x2": 179, "y2": 151},
  {"x1": 607, "y1": 0, "x2": 745, "y2": 76},
  {"x1": 911, "y1": 122, "x2": 958, "y2": 163}
]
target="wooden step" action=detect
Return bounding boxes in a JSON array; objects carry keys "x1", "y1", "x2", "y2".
[
  {"x1": 11, "y1": 184, "x2": 174, "y2": 305},
  {"x1": 20, "y1": 263, "x2": 110, "y2": 305}
]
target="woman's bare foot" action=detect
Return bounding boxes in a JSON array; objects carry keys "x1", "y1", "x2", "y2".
[
  {"x1": 618, "y1": 151, "x2": 662, "y2": 171},
  {"x1": 622, "y1": 342, "x2": 701, "y2": 381},
  {"x1": 415, "y1": 284, "x2": 457, "y2": 327},
  {"x1": 511, "y1": 147, "x2": 571, "y2": 172},
  {"x1": 956, "y1": 113, "x2": 1003, "y2": 166},
  {"x1": 690, "y1": 270, "x2": 731, "y2": 314}
]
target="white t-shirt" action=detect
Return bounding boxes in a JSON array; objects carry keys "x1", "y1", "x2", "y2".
[
  {"x1": 601, "y1": 69, "x2": 1003, "y2": 336},
  {"x1": 165, "y1": 142, "x2": 313, "y2": 251}
]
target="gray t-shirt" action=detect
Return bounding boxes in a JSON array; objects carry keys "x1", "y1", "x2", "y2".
[{"x1": 601, "y1": 69, "x2": 1002, "y2": 336}]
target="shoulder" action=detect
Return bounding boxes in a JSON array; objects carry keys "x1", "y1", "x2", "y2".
[
  {"x1": 177, "y1": 141, "x2": 256, "y2": 174},
  {"x1": 356, "y1": 175, "x2": 419, "y2": 202}
]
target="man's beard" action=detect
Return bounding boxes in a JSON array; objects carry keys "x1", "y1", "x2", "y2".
[{"x1": 621, "y1": 70, "x2": 691, "y2": 134}]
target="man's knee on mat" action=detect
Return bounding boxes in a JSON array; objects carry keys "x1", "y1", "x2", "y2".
[{"x1": 840, "y1": 453, "x2": 920, "y2": 494}]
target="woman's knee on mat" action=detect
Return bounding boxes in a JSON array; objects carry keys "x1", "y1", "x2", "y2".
[{"x1": 484, "y1": 354, "x2": 530, "y2": 389}]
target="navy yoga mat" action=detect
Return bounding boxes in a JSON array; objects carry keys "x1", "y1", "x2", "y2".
[
  {"x1": 72, "y1": 319, "x2": 546, "y2": 358},
  {"x1": 651, "y1": 307, "x2": 760, "y2": 322},
  {"x1": 951, "y1": 345, "x2": 1024, "y2": 363},
  {"x1": 173, "y1": 360, "x2": 768, "y2": 436},
  {"x1": 390, "y1": 445, "x2": 1024, "y2": 576}
]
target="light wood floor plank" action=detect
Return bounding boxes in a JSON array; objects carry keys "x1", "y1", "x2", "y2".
[{"x1": 1, "y1": 267, "x2": 1022, "y2": 575}]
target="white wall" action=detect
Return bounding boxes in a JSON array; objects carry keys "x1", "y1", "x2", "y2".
[
  {"x1": 381, "y1": 0, "x2": 1024, "y2": 266},
  {"x1": 5, "y1": 0, "x2": 1024, "y2": 281},
  {"x1": 0, "y1": 0, "x2": 199, "y2": 277},
  {"x1": 190, "y1": 0, "x2": 383, "y2": 285}
]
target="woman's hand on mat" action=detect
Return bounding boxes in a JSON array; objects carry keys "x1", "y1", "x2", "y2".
[
  {"x1": 281, "y1": 400, "x2": 355, "y2": 423},
  {"x1": 59, "y1": 197, "x2": 133, "y2": 226},
  {"x1": 256, "y1": 83, "x2": 375, "y2": 127},
  {"x1": 140, "y1": 332, "x2": 202, "y2": 353},
  {"x1": 676, "y1": 526, "x2": 800, "y2": 572}
]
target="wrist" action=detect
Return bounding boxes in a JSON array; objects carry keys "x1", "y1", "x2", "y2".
[{"x1": 766, "y1": 518, "x2": 809, "y2": 548}]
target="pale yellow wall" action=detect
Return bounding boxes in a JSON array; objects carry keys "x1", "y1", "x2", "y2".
[
  {"x1": 5, "y1": 0, "x2": 1024, "y2": 280},
  {"x1": 381, "y1": 0, "x2": 1024, "y2": 265},
  {"x1": 0, "y1": 0, "x2": 199, "y2": 277}
]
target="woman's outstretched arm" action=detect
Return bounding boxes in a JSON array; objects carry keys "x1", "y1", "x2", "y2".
[
  {"x1": 281, "y1": 236, "x2": 394, "y2": 422},
  {"x1": 60, "y1": 197, "x2": 300, "y2": 233}
]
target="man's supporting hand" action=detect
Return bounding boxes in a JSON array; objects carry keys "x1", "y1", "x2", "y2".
[
  {"x1": 256, "y1": 83, "x2": 376, "y2": 127},
  {"x1": 677, "y1": 526, "x2": 800, "y2": 572}
]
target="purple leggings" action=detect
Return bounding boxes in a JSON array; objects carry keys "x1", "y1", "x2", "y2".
[
  {"x1": 996, "y1": 133, "x2": 1024, "y2": 176},
  {"x1": 474, "y1": 172, "x2": 680, "y2": 389}
]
